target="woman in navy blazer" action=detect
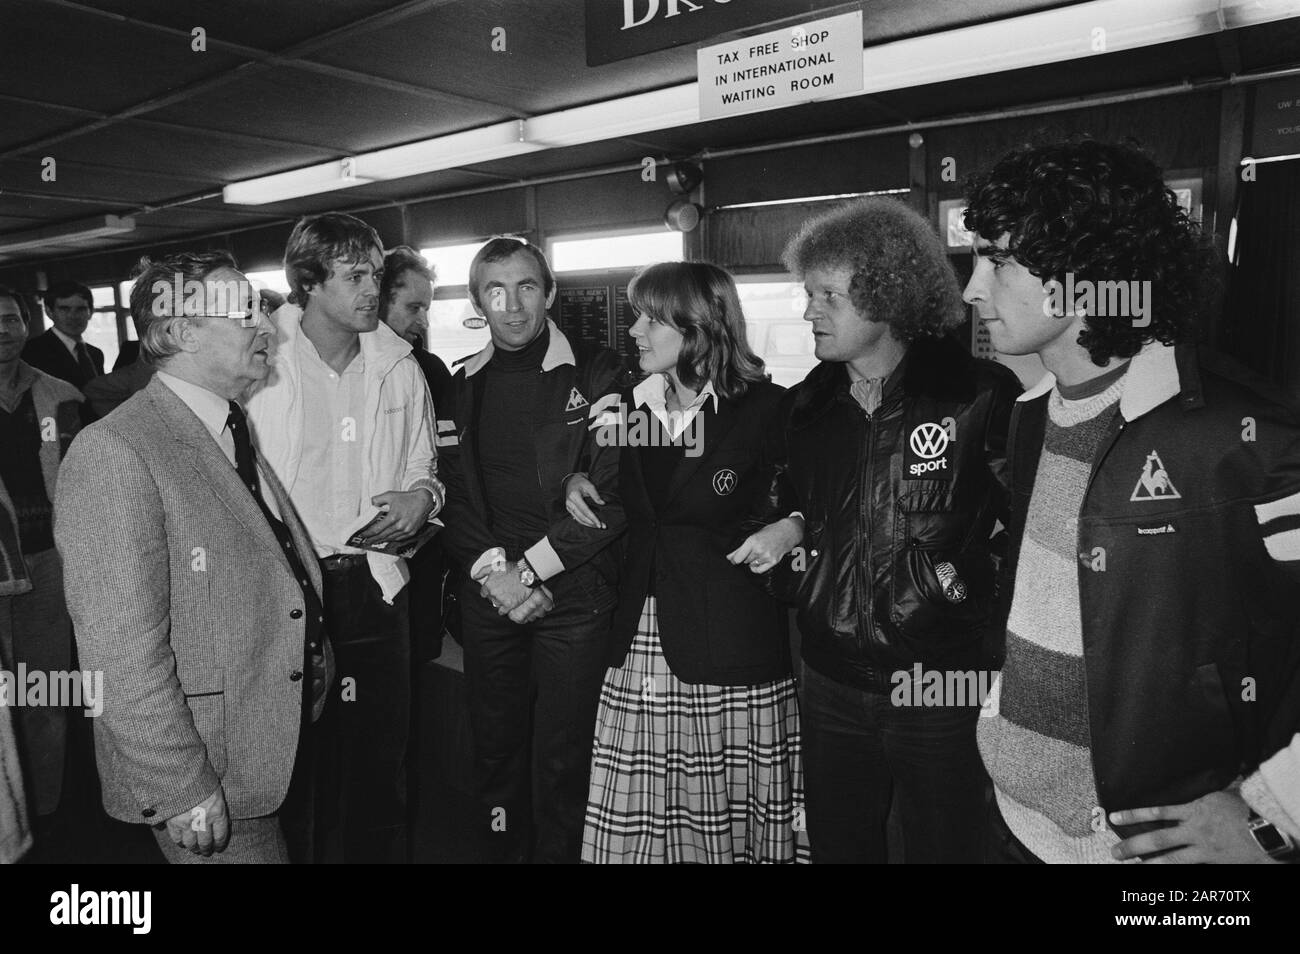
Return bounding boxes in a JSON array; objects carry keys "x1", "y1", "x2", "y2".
[{"x1": 566, "y1": 262, "x2": 807, "y2": 863}]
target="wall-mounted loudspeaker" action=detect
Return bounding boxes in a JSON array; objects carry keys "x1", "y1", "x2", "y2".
[
  {"x1": 666, "y1": 161, "x2": 702, "y2": 195},
  {"x1": 664, "y1": 198, "x2": 702, "y2": 233}
]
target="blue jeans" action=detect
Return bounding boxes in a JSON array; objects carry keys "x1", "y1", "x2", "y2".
[{"x1": 799, "y1": 659, "x2": 987, "y2": 863}]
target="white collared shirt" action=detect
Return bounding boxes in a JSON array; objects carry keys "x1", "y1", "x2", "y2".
[
  {"x1": 156, "y1": 370, "x2": 281, "y2": 519},
  {"x1": 632, "y1": 374, "x2": 718, "y2": 441},
  {"x1": 293, "y1": 332, "x2": 367, "y2": 557}
]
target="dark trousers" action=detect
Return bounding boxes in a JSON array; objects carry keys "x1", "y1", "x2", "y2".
[
  {"x1": 316, "y1": 558, "x2": 411, "y2": 863},
  {"x1": 799, "y1": 659, "x2": 987, "y2": 863},
  {"x1": 460, "y1": 569, "x2": 613, "y2": 864},
  {"x1": 983, "y1": 791, "x2": 1045, "y2": 864}
]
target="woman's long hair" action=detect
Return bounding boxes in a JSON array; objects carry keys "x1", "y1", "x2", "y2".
[{"x1": 626, "y1": 261, "x2": 768, "y2": 400}]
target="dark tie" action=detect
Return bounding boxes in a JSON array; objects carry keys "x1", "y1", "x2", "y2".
[
  {"x1": 74, "y1": 342, "x2": 97, "y2": 383},
  {"x1": 225, "y1": 401, "x2": 261, "y2": 500},
  {"x1": 224, "y1": 400, "x2": 327, "y2": 716}
]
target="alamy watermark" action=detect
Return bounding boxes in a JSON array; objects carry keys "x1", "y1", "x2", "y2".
[
  {"x1": 151, "y1": 273, "x2": 258, "y2": 324},
  {"x1": 1043, "y1": 273, "x2": 1153, "y2": 328},
  {"x1": 0, "y1": 665, "x2": 103, "y2": 716},
  {"x1": 591, "y1": 401, "x2": 705, "y2": 458},
  {"x1": 890, "y1": 663, "x2": 999, "y2": 716}
]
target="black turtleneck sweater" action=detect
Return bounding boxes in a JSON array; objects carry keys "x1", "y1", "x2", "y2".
[{"x1": 478, "y1": 326, "x2": 550, "y2": 558}]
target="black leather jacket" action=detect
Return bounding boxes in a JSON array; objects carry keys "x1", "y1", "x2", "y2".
[{"x1": 771, "y1": 337, "x2": 1020, "y2": 689}]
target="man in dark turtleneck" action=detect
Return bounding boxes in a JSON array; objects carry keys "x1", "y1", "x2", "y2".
[{"x1": 437, "y1": 238, "x2": 626, "y2": 863}]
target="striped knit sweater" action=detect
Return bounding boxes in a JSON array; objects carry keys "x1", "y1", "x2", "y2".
[{"x1": 978, "y1": 369, "x2": 1127, "y2": 864}]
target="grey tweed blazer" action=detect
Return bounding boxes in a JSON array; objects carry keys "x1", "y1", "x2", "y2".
[{"x1": 55, "y1": 375, "x2": 330, "y2": 824}]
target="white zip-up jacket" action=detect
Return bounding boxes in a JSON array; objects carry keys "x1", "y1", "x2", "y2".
[{"x1": 245, "y1": 304, "x2": 444, "y2": 603}]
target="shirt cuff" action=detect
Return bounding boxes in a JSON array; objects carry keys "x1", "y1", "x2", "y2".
[
  {"x1": 524, "y1": 537, "x2": 566, "y2": 582},
  {"x1": 406, "y1": 476, "x2": 445, "y2": 518},
  {"x1": 1242, "y1": 757, "x2": 1300, "y2": 842},
  {"x1": 470, "y1": 547, "x2": 506, "y2": 581}
]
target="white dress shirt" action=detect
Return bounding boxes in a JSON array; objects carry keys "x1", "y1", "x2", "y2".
[
  {"x1": 156, "y1": 370, "x2": 281, "y2": 519},
  {"x1": 293, "y1": 333, "x2": 367, "y2": 557},
  {"x1": 632, "y1": 373, "x2": 718, "y2": 439}
]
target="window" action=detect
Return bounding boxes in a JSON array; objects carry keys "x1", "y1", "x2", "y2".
[
  {"x1": 735, "y1": 278, "x2": 816, "y2": 389},
  {"x1": 244, "y1": 268, "x2": 291, "y2": 295},
  {"x1": 86, "y1": 286, "x2": 121, "y2": 370},
  {"x1": 427, "y1": 298, "x2": 489, "y2": 370},
  {"x1": 549, "y1": 231, "x2": 683, "y2": 272},
  {"x1": 419, "y1": 242, "x2": 489, "y2": 290}
]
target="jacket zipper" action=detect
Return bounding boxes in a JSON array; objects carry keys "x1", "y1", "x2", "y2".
[
  {"x1": 1078, "y1": 414, "x2": 1124, "y2": 816},
  {"x1": 859, "y1": 410, "x2": 875, "y2": 641}
]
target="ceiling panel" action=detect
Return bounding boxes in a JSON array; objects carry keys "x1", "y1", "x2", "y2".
[
  {"x1": 52, "y1": 121, "x2": 331, "y2": 181},
  {"x1": 309, "y1": 0, "x2": 691, "y2": 115},
  {"x1": 145, "y1": 68, "x2": 497, "y2": 153},
  {"x1": 68, "y1": 0, "x2": 405, "y2": 52},
  {"x1": 0, "y1": 0, "x2": 249, "y2": 115}
]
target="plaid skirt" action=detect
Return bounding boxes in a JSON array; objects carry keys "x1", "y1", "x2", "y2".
[{"x1": 581, "y1": 597, "x2": 810, "y2": 863}]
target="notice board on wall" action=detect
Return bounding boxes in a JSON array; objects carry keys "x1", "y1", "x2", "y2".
[
  {"x1": 557, "y1": 285, "x2": 611, "y2": 352},
  {"x1": 554, "y1": 270, "x2": 639, "y2": 359}
]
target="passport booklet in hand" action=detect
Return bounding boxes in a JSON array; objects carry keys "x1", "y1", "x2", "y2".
[{"x1": 345, "y1": 510, "x2": 443, "y2": 560}]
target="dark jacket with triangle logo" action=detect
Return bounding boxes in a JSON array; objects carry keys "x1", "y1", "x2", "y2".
[{"x1": 1001, "y1": 342, "x2": 1300, "y2": 837}]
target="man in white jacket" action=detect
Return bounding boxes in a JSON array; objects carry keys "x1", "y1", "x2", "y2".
[{"x1": 246, "y1": 212, "x2": 443, "y2": 863}]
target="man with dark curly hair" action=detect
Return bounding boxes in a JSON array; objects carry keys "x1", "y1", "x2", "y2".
[
  {"x1": 964, "y1": 138, "x2": 1300, "y2": 863},
  {"x1": 752, "y1": 197, "x2": 1021, "y2": 862}
]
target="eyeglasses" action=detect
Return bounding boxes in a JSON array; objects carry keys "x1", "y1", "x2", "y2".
[{"x1": 191, "y1": 299, "x2": 274, "y2": 328}]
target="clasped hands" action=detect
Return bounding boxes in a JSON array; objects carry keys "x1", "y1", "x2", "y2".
[{"x1": 478, "y1": 563, "x2": 554, "y2": 624}]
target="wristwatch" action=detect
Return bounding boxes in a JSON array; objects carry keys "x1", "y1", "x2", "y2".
[
  {"x1": 517, "y1": 558, "x2": 539, "y2": 588},
  {"x1": 934, "y1": 561, "x2": 968, "y2": 603},
  {"x1": 1247, "y1": 811, "x2": 1299, "y2": 860}
]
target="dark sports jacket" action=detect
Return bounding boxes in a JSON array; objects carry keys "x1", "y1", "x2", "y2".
[
  {"x1": 598, "y1": 378, "x2": 792, "y2": 686},
  {"x1": 436, "y1": 320, "x2": 629, "y2": 589},
  {"x1": 770, "y1": 335, "x2": 1021, "y2": 688},
  {"x1": 1002, "y1": 342, "x2": 1300, "y2": 833}
]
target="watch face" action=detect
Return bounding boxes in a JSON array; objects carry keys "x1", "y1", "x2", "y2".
[
  {"x1": 945, "y1": 581, "x2": 967, "y2": 603},
  {"x1": 1252, "y1": 822, "x2": 1288, "y2": 853}
]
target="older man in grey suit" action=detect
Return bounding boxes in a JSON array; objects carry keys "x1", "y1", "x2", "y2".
[{"x1": 56, "y1": 250, "x2": 332, "y2": 863}]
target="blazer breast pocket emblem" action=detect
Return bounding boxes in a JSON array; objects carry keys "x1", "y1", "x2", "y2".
[{"x1": 712, "y1": 468, "x2": 737, "y2": 495}]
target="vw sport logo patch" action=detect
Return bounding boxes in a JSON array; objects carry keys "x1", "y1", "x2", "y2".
[{"x1": 904, "y1": 420, "x2": 954, "y2": 481}]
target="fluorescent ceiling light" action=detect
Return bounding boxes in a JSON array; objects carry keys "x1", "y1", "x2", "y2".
[
  {"x1": 224, "y1": 157, "x2": 375, "y2": 205},
  {"x1": 862, "y1": 0, "x2": 1300, "y2": 93},
  {"x1": 523, "y1": 85, "x2": 700, "y2": 147},
  {"x1": 0, "y1": 214, "x2": 135, "y2": 255},
  {"x1": 356, "y1": 120, "x2": 541, "y2": 180},
  {"x1": 1242, "y1": 153, "x2": 1300, "y2": 165},
  {"x1": 224, "y1": 122, "x2": 539, "y2": 205},
  {"x1": 717, "y1": 190, "x2": 908, "y2": 211}
]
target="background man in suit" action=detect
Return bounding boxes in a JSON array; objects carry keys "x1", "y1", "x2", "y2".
[
  {"x1": 437, "y1": 237, "x2": 626, "y2": 863},
  {"x1": 22, "y1": 281, "x2": 104, "y2": 389},
  {"x1": 0, "y1": 284, "x2": 85, "y2": 846},
  {"x1": 55, "y1": 250, "x2": 332, "y2": 864}
]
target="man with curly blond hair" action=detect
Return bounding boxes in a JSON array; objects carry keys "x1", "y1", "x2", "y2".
[{"x1": 759, "y1": 197, "x2": 1021, "y2": 862}]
